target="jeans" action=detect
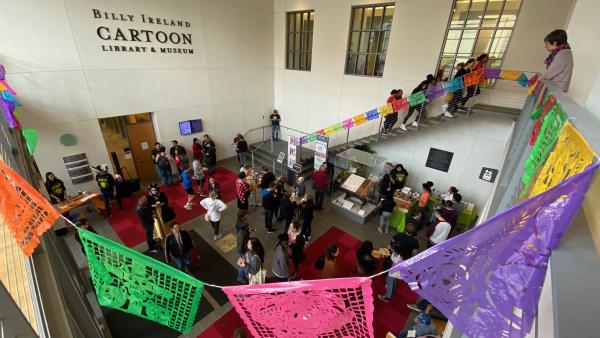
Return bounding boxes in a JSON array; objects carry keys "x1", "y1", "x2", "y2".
[
  {"x1": 314, "y1": 187, "x2": 325, "y2": 208},
  {"x1": 403, "y1": 105, "x2": 422, "y2": 124},
  {"x1": 101, "y1": 191, "x2": 112, "y2": 216},
  {"x1": 271, "y1": 124, "x2": 280, "y2": 140},
  {"x1": 237, "y1": 265, "x2": 248, "y2": 283},
  {"x1": 383, "y1": 112, "x2": 398, "y2": 131},
  {"x1": 143, "y1": 224, "x2": 156, "y2": 251},
  {"x1": 384, "y1": 275, "x2": 397, "y2": 299},
  {"x1": 173, "y1": 253, "x2": 190, "y2": 272},
  {"x1": 210, "y1": 220, "x2": 220, "y2": 235},
  {"x1": 264, "y1": 209, "x2": 274, "y2": 231},
  {"x1": 379, "y1": 211, "x2": 392, "y2": 232},
  {"x1": 238, "y1": 152, "x2": 247, "y2": 166},
  {"x1": 158, "y1": 167, "x2": 173, "y2": 187}
]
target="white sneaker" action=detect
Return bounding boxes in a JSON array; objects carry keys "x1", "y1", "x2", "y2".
[
  {"x1": 411, "y1": 121, "x2": 419, "y2": 127},
  {"x1": 441, "y1": 103, "x2": 448, "y2": 111},
  {"x1": 213, "y1": 234, "x2": 218, "y2": 240},
  {"x1": 444, "y1": 111, "x2": 454, "y2": 118},
  {"x1": 184, "y1": 203, "x2": 192, "y2": 210},
  {"x1": 399, "y1": 124, "x2": 407, "y2": 131}
]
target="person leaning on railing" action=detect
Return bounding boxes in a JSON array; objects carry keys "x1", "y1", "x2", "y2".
[{"x1": 540, "y1": 29, "x2": 573, "y2": 93}]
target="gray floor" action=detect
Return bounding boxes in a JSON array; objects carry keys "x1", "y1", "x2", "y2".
[{"x1": 62, "y1": 155, "x2": 430, "y2": 338}]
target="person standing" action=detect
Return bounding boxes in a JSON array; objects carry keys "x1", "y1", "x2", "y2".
[
  {"x1": 237, "y1": 237, "x2": 265, "y2": 284},
  {"x1": 148, "y1": 184, "x2": 176, "y2": 223},
  {"x1": 200, "y1": 191, "x2": 227, "y2": 240},
  {"x1": 418, "y1": 181, "x2": 433, "y2": 229},
  {"x1": 113, "y1": 174, "x2": 125, "y2": 211},
  {"x1": 382, "y1": 89, "x2": 399, "y2": 134},
  {"x1": 393, "y1": 223, "x2": 419, "y2": 259},
  {"x1": 272, "y1": 234, "x2": 292, "y2": 282},
  {"x1": 155, "y1": 150, "x2": 173, "y2": 188},
  {"x1": 379, "y1": 174, "x2": 394, "y2": 201},
  {"x1": 446, "y1": 58, "x2": 475, "y2": 116},
  {"x1": 378, "y1": 241, "x2": 404, "y2": 302},
  {"x1": 321, "y1": 244, "x2": 340, "y2": 279},
  {"x1": 135, "y1": 196, "x2": 159, "y2": 253},
  {"x1": 378, "y1": 195, "x2": 395, "y2": 234},
  {"x1": 427, "y1": 210, "x2": 451, "y2": 247},
  {"x1": 164, "y1": 223, "x2": 195, "y2": 272},
  {"x1": 270, "y1": 109, "x2": 281, "y2": 141},
  {"x1": 233, "y1": 134, "x2": 249, "y2": 167},
  {"x1": 181, "y1": 168, "x2": 195, "y2": 210},
  {"x1": 202, "y1": 134, "x2": 216, "y2": 153},
  {"x1": 45, "y1": 172, "x2": 67, "y2": 204},
  {"x1": 74, "y1": 218, "x2": 97, "y2": 253},
  {"x1": 236, "y1": 172, "x2": 251, "y2": 211},
  {"x1": 192, "y1": 137, "x2": 203, "y2": 162},
  {"x1": 541, "y1": 29, "x2": 573, "y2": 92},
  {"x1": 95, "y1": 165, "x2": 116, "y2": 218},
  {"x1": 312, "y1": 164, "x2": 328, "y2": 210},
  {"x1": 192, "y1": 159, "x2": 206, "y2": 196},
  {"x1": 301, "y1": 195, "x2": 315, "y2": 242},
  {"x1": 288, "y1": 222, "x2": 305, "y2": 273},
  {"x1": 273, "y1": 176, "x2": 287, "y2": 220},
  {"x1": 169, "y1": 140, "x2": 187, "y2": 175},
  {"x1": 262, "y1": 183, "x2": 277, "y2": 233},
  {"x1": 151, "y1": 142, "x2": 165, "y2": 179},
  {"x1": 235, "y1": 211, "x2": 250, "y2": 257},
  {"x1": 278, "y1": 192, "x2": 295, "y2": 230},
  {"x1": 204, "y1": 142, "x2": 217, "y2": 175},
  {"x1": 206, "y1": 177, "x2": 222, "y2": 199},
  {"x1": 389, "y1": 164, "x2": 409, "y2": 192},
  {"x1": 400, "y1": 75, "x2": 435, "y2": 130}
]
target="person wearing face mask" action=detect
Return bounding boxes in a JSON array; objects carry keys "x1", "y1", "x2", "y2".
[{"x1": 136, "y1": 196, "x2": 159, "y2": 253}]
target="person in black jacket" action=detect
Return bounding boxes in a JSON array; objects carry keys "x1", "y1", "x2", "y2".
[
  {"x1": 288, "y1": 222, "x2": 305, "y2": 273},
  {"x1": 45, "y1": 172, "x2": 67, "y2": 204},
  {"x1": 164, "y1": 223, "x2": 195, "y2": 272},
  {"x1": 389, "y1": 164, "x2": 409, "y2": 192},
  {"x1": 95, "y1": 165, "x2": 116, "y2": 218},
  {"x1": 379, "y1": 195, "x2": 396, "y2": 234},
  {"x1": 278, "y1": 192, "x2": 295, "y2": 230},
  {"x1": 136, "y1": 196, "x2": 158, "y2": 253},
  {"x1": 356, "y1": 240, "x2": 377, "y2": 275},
  {"x1": 262, "y1": 183, "x2": 277, "y2": 233},
  {"x1": 204, "y1": 142, "x2": 217, "y2": 175},
  {"x1": 148, "y1": 184, "x2": 176, "y2": 223},
  {"x1": 301, "y1": 195, "x2": 315, "y2": 242},
  {"x1": 379, "y1": 174, "x2": 393, "y2": 200}
]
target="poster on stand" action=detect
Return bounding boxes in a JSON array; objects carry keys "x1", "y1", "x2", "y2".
[
  {"x1": 314, "y1": 135, "x2": 329, "y2": 170},
  {"x1": 287, "y1": 136, "x2": 298, "y2": 169}
]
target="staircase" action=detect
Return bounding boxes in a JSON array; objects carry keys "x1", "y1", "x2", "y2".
[{"x1": 248, "y1": 103, "x2": 521, "y2": 179}]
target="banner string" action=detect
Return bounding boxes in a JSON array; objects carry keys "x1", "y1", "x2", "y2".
[{"x1": 59, "y1": 214, "x2": 400, "y2": 290}]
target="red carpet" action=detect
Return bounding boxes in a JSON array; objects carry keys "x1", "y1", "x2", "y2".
[
  {"x1": 108, "y1": 166, "x2": 239, "y2": 248},
  {"x1": 197, "y1": 226, "x2": 418, "y2": 338}
]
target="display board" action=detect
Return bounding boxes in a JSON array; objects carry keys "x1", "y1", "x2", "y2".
[
  {"x1": 314, "y1": 135, "x2": 329, "y2": 170},
  {"x1": 341, "y1": 174, "x2": 366, "y2": 193},
  {"x1": 425, "y1": 148, "x2": 454, "y2": 172}
]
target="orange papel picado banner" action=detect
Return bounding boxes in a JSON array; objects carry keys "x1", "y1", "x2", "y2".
[{"x1": 0, "y1": 158, "x2": 60, "y2": 255}]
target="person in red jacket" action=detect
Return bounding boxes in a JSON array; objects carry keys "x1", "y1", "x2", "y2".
[
  {"x1": 312, "y1": 164, "x2": 329, "y2": 210},
  {"x1": 192, "y1": 137, "x2": 203, "y2": 161}
]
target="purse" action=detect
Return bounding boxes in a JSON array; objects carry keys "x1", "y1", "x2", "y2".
[{"x1": 248, "y1": 256, "x2": 266, "y2": 285}]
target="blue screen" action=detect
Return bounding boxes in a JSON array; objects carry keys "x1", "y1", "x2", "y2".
[
  {"x1": 190, "y1": 119, "x2": 203, "y2": 133},
  {"x1": 179, "y1": 121, "x2": 192, "y2": 135}
]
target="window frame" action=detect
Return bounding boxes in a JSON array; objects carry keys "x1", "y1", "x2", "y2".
[
  {"x1": 285, "y1": 10, "x2": 315, "y2": 71},
  {"x1": 435, "y1": 0, "x2": 523, "y2": 81},
  {"x1": 344, "y1": 3, "x2": 395, "y2": 77}
]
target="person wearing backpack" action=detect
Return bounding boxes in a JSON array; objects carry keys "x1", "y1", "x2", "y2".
[
  {"x1": 95, "y1": 164, "x2": 116, "y2": 218},
  {"x1": 156, "y1": 150, "x2": 173, "y2": 187}
]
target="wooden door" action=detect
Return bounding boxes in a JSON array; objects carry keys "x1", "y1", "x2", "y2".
[{"x1": 127, "y1": 122, "x2": 157, "y2": 182}]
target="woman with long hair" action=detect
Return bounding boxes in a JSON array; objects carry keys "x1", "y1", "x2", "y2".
[
  {"x1": 45, "y1": 172, "x2": 67, "y2": 204},
  {"x1": 301, "y1": 195, "x2": 315, "y2": 242},
  {"x1": 237, "y1": 237, "x2": 265, "y2": 284},
  {"x1": 321, "y1": 244, "x2": 340, "y2": 279}
]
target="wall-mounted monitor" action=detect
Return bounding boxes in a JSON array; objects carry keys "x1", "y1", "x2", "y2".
[{"x1": 179, "y1": 119, "x2": 203, "y2": 135}]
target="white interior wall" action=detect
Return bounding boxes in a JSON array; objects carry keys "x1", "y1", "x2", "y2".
[
  {"x1": 0, "y1": 0, "x2": 274, "y2": 192},
  {"x1": 565, "y1": 0, "x2": 600, "y2": 120},
  {"x1": 368, "y1": 115, "x2": 513, "y2": 211}
]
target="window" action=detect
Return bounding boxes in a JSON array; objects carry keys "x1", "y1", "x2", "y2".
[
  {"x1": 286, "y1": 11, "x2": 314, "y2": 71},
  {"x1": 345, "y1": 4, "x2": 395, "y2": 77},
  {"x1": 436, "y1": 0, "x2": 522, "y2": 81}
]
